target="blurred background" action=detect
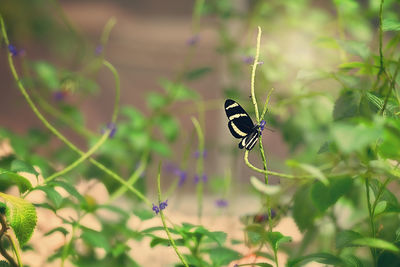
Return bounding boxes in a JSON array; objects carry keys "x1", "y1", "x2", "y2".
[{"x1": 1, "y1": 0, "x2": 399, "y2": 266}]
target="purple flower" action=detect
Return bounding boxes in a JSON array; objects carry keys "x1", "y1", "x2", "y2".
[
  {"x1": 215, "y1": 199, "x2": 228, "y2": 208},
  {"x1": 194, "y1": 174, "x2": 207, "y2": 184},
  {"x1": 164, "y1": 163, "x2": 187, "y2": 187},
  {"x1": 194, "y1": 150, "x2": 207, "y2": 159},
  {"x1": 186, "y1": 35, "x2": 200, "y2": 46},
  {"x1": 259, "y1": 120, "x2": 266, "y2": 131},
  {"x1": 8, "y1": 44, "x2": 18, "y2": 57},
  {"x1": 102, "y1": 122, "x2": 117, "y2": 138},
  {"x1": 177, "y1": 171, "x2": 187, "y2": 187},
  {"x1": 53, "y1": 90, "x2": 68, "y2": 101},
  {"x1": 95, "y1": 45, "x2": 103, "y2": 55},
  {"x1": 152, "y1": 203, "x2": 160, "y2": 214},
  {"x1": 159, "y1": 200, "x2": 168, "y2": 210},
  {"x1": 241, "y1": 55, "x2": 264, "y2": 65}
]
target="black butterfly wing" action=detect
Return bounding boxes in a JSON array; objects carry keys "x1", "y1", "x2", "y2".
[
  {"x1": 225, "y1": 99, "x2": 255, "y2": 138},
  {"x1": 238, "y1": 130, "x2": 260, "y2": 150}
]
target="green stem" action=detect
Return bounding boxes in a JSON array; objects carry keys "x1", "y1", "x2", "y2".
[
  {"x1": 378, "y1": 0, "x2": 385, "y2": 77},
  {"x1": 0, "y1": 214, "x2": 18, "y2": 267},
  {"x1": 250, "y1": 26, "x2": 262, "y2": 122},
  {"x1": 365, "y1": 177, "x2": 377, "y2": 266},
  {"x1": 156, "y1": 163, "x2": 189, "y2": 267},
  {"x1": 108, "y1": 149, "x2": 149, "y2": 202},
  {"x1": 6, "y1": 234, "x2": 22, "y2": 267},
  {"x1": 0, "y1": 15, "x2": 150, "y2": 206},
  {"x1": 191, "y1": 117, "x2": 205, "y2": 219},
  {"x1": 44, "y1": 131, "x2": 110, "y2": 183}
]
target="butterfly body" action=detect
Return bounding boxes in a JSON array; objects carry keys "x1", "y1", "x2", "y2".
[{"x1": 224, "y1": 99, "x2": 265, "y2": 150}]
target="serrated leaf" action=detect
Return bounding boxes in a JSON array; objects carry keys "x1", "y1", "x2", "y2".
[
  {"x1": 11, "y1": 159, "x2": 39, "y2": 177},
  {"x1": 336, "y1": 230, "x2": 363, "y2": 249},
  {"x1": 383, "y1": 18, "x2": 400, "y2": 31},
  {"x1": 311, "y1": 177, "x2": 353, "y2": 212},
  {"x1": 333, "y1": 90, "x2": 361, "y2": 121},
  {"x1": 0, "y1": 168, "x2": 32, "y2": 194},
  {"x1": 81, "y1": 227, "x2": 111, "y2": 253},
  {"x1": 351, "y1": 238, "x2": 400, "y2": 253},
  {"x1": 0, "y1": 192, "x2": 37, "y2": 245},
  {"x1": 287, "y1": 252, "x2": 345, "y2": 267},
  {"x1": 250, "y1": 176, "x2": 281, "y2": 195}
]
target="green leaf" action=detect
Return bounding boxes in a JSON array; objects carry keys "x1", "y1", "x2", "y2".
[
  {"x1": 146, "y1": 92, "x2": 167, "y2": 110},
  {"x1": 286, "y1": 161, "x2": 328, "y2": 185},
  {"x1": 35, "y1": 186, "x2": 63, "y2": 209},
  {"x1": 149, "y1": 140, "x2": 171, "y2": 157},
  {"x1": 265, "y1": 231, "x2": 292, "y2": 254},
  {"x1": 333, "y1": 90, "x2": 361, "y2": 121},
  {"x1": 11, "y1": 159, "x2": 39, "y2": 177},
  {"x1": 287, "y1": 252, "x2": 345, "y2": 267},
  {"x1": 383, "y1": 18, "x2": 400, "y2": 31},
  {"x1": 157, "y1": 115, "x2": 180, "y2": 141},
  {"x1": 331, "y1": 122, "x2": 382, "y2": 154},
  {"x1": 336, "y1": 230, "x2": 363, "y2": 249},
  {"x1": 339, "y1": 62, "x2": 366, "y2": 70},
  {"x1": 33, "y1": 61, "x2": 60, "y2": 90},
  {"x1": 311, "y1": 177, "x2": 353, "y2": 212},
  {"x1": 374, "y1": 201, "x2": 387, "y2": 215},
  {"x1": 195, "y1": 227, "x2": 227, "y2": 246},
  {"x1": 0, "y1": 192, "x2": 37, "y2": 245},
  {"x1": 351, "y1": 238, "x2": 400, "y2": 253},
  {"x1": 81, "y1": 227, "x2": 111, "y2": 253},
  {"x1": 206, "y1": 247, "x2": 242, "y2": 266},
  {"x1": 0, "y1": 261, "x2": 10, "y2": 267},
  {"x1": 0, "y1": 168, "x2": 32, "y2": 194},
  {"x1": 292, "y1": 185, "x2": 318, "y2": 232},
  {"x1": 159, "y1": 78, "x2": 198, "y2": 100},
  {"x1": 133, "y1": 209, "x2": 154, "y2": 221},
  {"x1": 49, "y1": 180, "x2": 85, "y2": 203},
  {"x1": 120, "y1": 106, "x2": 146, "y2": 130},
  {"x1": 250, "y1": 176, "x2": 281, "y2": 195},
  {"x1": 184, "y1": 67, "x2": 212, "y2": 80}
]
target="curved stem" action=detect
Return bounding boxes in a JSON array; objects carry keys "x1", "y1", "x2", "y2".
[
  {"x1": 5, "y1": 234, "x2": 22, "y2": 267},
  {"x1": 0, "y1": 215, "x2": 18, "y2": 267},
  {"x1": 0, "y1": 15, "x2": 150, "y2": 206},
  {"x1": 156, "y1": 163, "x2": 189, "y2": 267}
]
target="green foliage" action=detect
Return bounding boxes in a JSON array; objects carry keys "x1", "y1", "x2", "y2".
[{"x1": 0, "y1": 192, "x2": 37, "y2": 245}]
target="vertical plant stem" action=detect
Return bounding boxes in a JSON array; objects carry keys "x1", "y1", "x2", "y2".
[
  {"x1": 378, "y1": 0, "x2": 385, "y2": 76},
  {"x1": 365, "y1": 177, "x2": 377, "y2": 266},
  {"x1": 6, "y1": 235, "x2": 22, "y2": 267},
  {"x1": 0, "y1": 215, "x2": 18, "y2": 267},
  {"x1": 250, "y1": 26, "x2": 262, "y2": 122},
  {"x1": 191, "y1": 117, "x2": 205, "y2": 219},
  {"x1": 156, "y1": 163, "x2": 189, "y2": 267}
]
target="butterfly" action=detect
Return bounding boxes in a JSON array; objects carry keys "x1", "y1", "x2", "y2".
[{"x1": 224, "y1": 99, "x2": 266, "y2": 150}]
